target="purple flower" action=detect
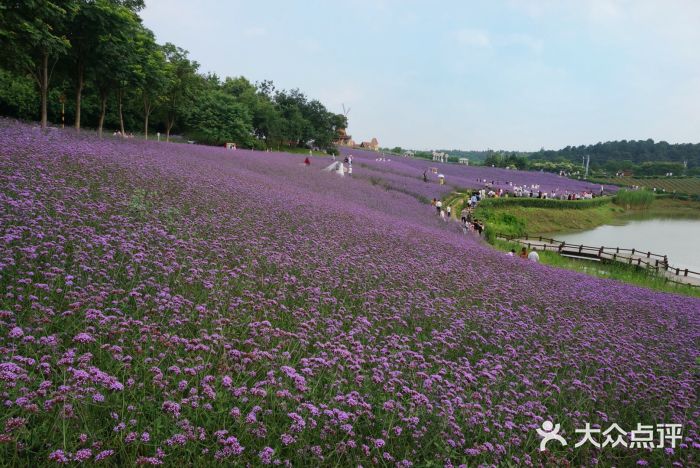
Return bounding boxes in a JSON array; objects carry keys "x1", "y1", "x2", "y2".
[
  {"x1": 0, "y1": 118, "x2": 697, "y2": 468},
  {"x1": 73, "y1": 333, "x2": 95, "y2": 344},
  {"x1": 94, "y1": 450, "x2": 114, "y2": 461},
  {"x1": 259, "y1": 447, "x2": 274, "y2": 464},
  {"x1": 74, "y1": 449, "x2": 92, "y2": 462},
  {"x1": 48, "y1": 450, "x2": 70, "y2": 463}
]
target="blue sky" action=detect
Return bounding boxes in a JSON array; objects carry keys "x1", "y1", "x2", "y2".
[{"x1": 140, "y1": 0, "x2": 700, "y2": 151}]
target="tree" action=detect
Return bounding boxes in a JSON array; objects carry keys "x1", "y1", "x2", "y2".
[
  {"x1": 0, "y1": 1, "x2": 352, "y2": 148},
  {"x1": 0, "y1": 1, "x2": 78, "y2": 128},
  {"x1": 185, "y1": 89, "x2": 252, "y2": 146},
  {"x1": 274, "y1": 89, "x2": 308, "y2": 147},
  {"x1": 132, "y1": 27, "x2": 166, "y2": 139},
  {"x1": 83, "y1": 4, "x2": 142, "y2": 136},
  {"x1": 0, "y1": 69, "x2": 38, "y2": 120},
  {"x1": 223, "y1": 77, "x2": 284, "y2": 148},
  {"x1": 65, "y1": 0, "x2": 114, "y2": 130},
  {"x1": 160, "y1": 43, "x2": 199, "y2": 141}
]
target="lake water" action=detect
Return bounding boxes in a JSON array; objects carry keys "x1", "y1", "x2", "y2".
[{"x1": 550, "y1": 218, "x2": 700, "y2": 273}]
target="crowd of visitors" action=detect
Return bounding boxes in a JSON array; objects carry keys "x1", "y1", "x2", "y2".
[{"x1": 473, "y1": 177, "x2": 604, "y2": 199}]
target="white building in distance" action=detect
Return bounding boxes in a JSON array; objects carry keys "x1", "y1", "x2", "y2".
[{"x1": 432, "y1": 151, "x2": 448, "y2": 163}]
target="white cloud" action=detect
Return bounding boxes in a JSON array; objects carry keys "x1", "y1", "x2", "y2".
[
  {"x1": 501, "y1": 33, "x2": 544, "y2": 53},
  {"x1": 585, "y1": 0, "x2": 622, "y2": 22},
  {"x1": 453, "y1": 28, "x2": 491, "y2": 48},
  {"x1": 452, "y1": 29, "x2": 543, "y2": 54}
]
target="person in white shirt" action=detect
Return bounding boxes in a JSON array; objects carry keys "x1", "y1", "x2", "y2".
[{"x1": 528, "y1": 250, "x2": 540, "y2": 262}]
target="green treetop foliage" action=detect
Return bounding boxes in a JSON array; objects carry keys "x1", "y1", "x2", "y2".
[
  {"x1": 185, "y1": 88, "x2": 252, "y2": 146},
  {"x1": 0, "y1": 0, "x2": 347, "y2": 151},
  {"x1": 530, "y1": 139, "x2": 700, "y2": 175},
  {"x1": 0, "y1": 0, "x2": 78, "y2": 128},
  {"x1": 159, "y1": 42, "x2": 199, "y2": 141}
]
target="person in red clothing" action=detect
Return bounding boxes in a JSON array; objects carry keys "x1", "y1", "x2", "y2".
[{"x1": 304, "y1": 157, "x2": 310, "y2": 166}]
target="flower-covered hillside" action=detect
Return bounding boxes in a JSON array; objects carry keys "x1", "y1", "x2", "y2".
[{"x1": 0, "y1": 121, "x2": 697, "y2": 466}]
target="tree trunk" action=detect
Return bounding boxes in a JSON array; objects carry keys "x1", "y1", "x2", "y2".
[
  {"x1": 143, "y1": 94, "x2": 151, "y2": 140},
  {"x1": 40, "y1": 51, "x2": 49, "y2": 129},
  {"x1": 166, "y1": 116, "x2": 174, "y2": 142},
  {"x1": 74, "y1": 63, "x2": 84, "y2": 131},
  {"x1": 144, "y1": 113, "x2": 149, "y2": 139},
  {"x1": 117, "y1": 89, "x2": 125, "y2": 135},
  {"x1": 98, "y1": 90, "x2": 107, "y2": 138}
]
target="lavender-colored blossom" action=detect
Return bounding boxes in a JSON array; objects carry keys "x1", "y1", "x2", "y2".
[{"x1": 0, "y1": 120, "x2": 696, "y2": 467}]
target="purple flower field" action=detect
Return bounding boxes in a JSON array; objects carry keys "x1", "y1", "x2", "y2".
[
  {"x1": 339, "y1": 147, "x2": 617, "y2": 199},
  {"x1": 0, "y1": 120, "x2": 698, "y2": 466}
]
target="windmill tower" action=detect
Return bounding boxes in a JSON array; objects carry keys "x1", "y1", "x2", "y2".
[{"x1": 335, "y1": 104, "x2": 353, "y2": 146}]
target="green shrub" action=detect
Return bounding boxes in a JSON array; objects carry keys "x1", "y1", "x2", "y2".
[
  {"x1": 484, "y1": 225, "x2": 497, "y2": 243},
  {"x1": 613, "y1": 189, "x2": 655, "y2": 209},
  {"x1": 478, "y1": 196, "x2": 611, "y2": 210},
  {"x1": 476, "y1": 207, "x2": 526, "y2": 239}
]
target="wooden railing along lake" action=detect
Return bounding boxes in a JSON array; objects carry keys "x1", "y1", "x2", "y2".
[{"x1": 500, "y1": 234, "x2": 700, "y2": 287}]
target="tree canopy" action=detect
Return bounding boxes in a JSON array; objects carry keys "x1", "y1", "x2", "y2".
[
  {"x1": 0, "y1": 1, "x2": 346, "y2": 150},
  {"x1": 530, "y1": 140, "x2": 700, "y2": 176}
]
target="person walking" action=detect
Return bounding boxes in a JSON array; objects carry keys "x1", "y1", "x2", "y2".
[
  {"x1": 435, "y1": 199, "x2": 442, "y2": 215},
  {"x1": 446, "y1": 205, "x2": 451, "y2": 220},
  {"x1": 304, "y1": 157, "x2": 310, "y2": 166}
]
